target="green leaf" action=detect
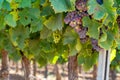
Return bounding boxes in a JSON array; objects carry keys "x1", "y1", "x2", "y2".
[
  {"x1": 30, "y1": 18, "x2": 43, "y2": 33},
  {"x1": 44, "y1": 14, "x2": 63, "y2": 31},
  {"x1": 19, "y1": 9, "x2": 31, "y2": 26},
  {"x1": 40, "y1": 40, "x2": 55, "y2": 53},
  {"x1": 69, "y1": 44, "x2": 78, "y2": 56},
  {"x1": 28, "y1": 39, "x2": 41, "y2": 54},
  {"x1": 40, "y1": 0, "x2": 46, "y2": 5},
  {"x1": 5, "y1": 14, "x2": 16, "y2": 27},
  {"x1": 49, "y1": 0, "x2": 75, "y2": 13},
  {"x1": 99, "y1": 31, "x2": 114, "y2": 50},
  {"x1": 29, "y1": 8, "x2": 40, "y2": 19},
  {"x1": 82, "y1": 16, "x2": 101, "y2": 39},
  {"x1": 40, "y1": 26, "x2": 52, "y2": 39},
  {"x1": 78, "y1": 50, "x2": 98, "y2": 70},
  {"x1": 18, "y1": 0, "x2": 31, "y2": 8},
  {"x1": 41, "y1": 5, "x2": 54, "y2": 16},
  {"x1": 32, "y1": 0, "x2": 40, "y2": 8},
  {"x1": 83, "y1": 52, "x2": 98, "y2": 70},
  {"x1": 9, "y1": 50, "x2": 21, "y2": 62},
  {"x1": 76, "y1": 38, "x2": 82, "y2": 52},
  {"x1": 77, "y1": 54, "x2": 85, "y2": 65},
  {"x1": 19, "y1": 8, "x2": 40, "y2": 26},
  {"x1": 99, "y1": 29, "x2": 107, "y2": 42},
  {"x1": 115, "y1": 0, "x2": 120, "y2": 6},
  {"x1": 87, "y1": 0, "x2": 117, "y2": 24},
  {"x1": 63, "y1": 27, "x2": 78, "y2": 45},
  {"x1": 2, "y1": 0, "x2": 11, "y2": 11},
  {"x1": 36, "y1": 55, "x2": 47, "y2": 67},
  {"x1": 0, "y1": 0, "x2": 4, "y2": 9},
  {"x1": 9, "y1": 26, "x2": 30, "y2": 50}
]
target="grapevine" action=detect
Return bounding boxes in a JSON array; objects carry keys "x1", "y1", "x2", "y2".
[{"x1": 0, "y1": 0, "x2": 119, "y2": 79}]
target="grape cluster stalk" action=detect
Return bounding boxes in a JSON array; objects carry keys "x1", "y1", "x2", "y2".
[{"x1": 64, "y1": 0, "x2": 102, "y2": 51}]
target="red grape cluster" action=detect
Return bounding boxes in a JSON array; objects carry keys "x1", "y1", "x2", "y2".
[
  {"x1": 91, "y1": 38, "x2": 103, "y2": 52},
  {"x1": 64, "y1": 11, "x2": 88, "y2": 27},
  {"x1": 75, "y1": 0, "x2": 88, "y2": 11},
  {"x1": 64, "y1": 0, "x2": 102, "y2": 51},
  {"x1": 64, "y1": 0, "x2": 88, "y2": 43}
]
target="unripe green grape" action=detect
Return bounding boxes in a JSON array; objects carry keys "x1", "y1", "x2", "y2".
[{"x1": 53, "y1": 31, "x2": 61, "y2": 44}]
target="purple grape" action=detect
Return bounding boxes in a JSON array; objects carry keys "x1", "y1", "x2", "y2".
[
  {"x1": 78, "y1": 27, "x2": 87, "y2": 38},
  {"x1": 91, "y1": 38, "x2": 102, "y2": 52},
  {"x1": 75, "y1": 0, "x2": 88, "y2": 11}
]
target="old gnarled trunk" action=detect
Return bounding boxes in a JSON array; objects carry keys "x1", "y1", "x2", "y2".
[
  {"x1": 54, "y1": 64, "x2": 61, "y2": 80},
  {"x1": 68, "y1": 55, "x2": 78, "y2": 80},
  {"x1": 0, "y1": 50, "x2": 9, "y2": 80},
  {"x1": 20, "y1": 51, "x2": 31, "y2": 80},
  {"x1": 22, "y1": 56, "x2": 31, "y2": 80},
  {"x1": 92, "y1": 64, "x2": 97, "y2": 80}
]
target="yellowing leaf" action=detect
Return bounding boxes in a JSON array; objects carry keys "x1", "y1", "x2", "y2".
[
  {"x1": 52, "y1": 56, "x2": 59, "y2": 64},
  {"x1": 110, "y1": 49, "x2": 116, "y2": 62}
]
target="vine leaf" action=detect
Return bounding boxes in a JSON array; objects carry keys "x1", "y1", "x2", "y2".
[
  {"x1": 19, "y1": 9, "x2": 31, "y2": 26},
  {"x1": 41, "y1": 5, "x2": 54, "y2": 16},
  {"x1": 2, "y1": 0, "x2": 11, "y2": 11},
  {"x1": 28, "y1": 39, "x2": 41, "y2": 55},
  {"x1": 77, "y1": 43, "x2": 98, "y2": 70},
  {"x1": 82, "y1": 16, "x2": 101, "y2": 39},
  {"x1": 98, "y1": 31, "x2": 114, "y2": 50},
  {"x1": 49, "y1": 0, "x2": 75, "y2": 13},
  {"x1": 63, "y1": 27, "x2": 79, "y2": 56},
  {"x1": 63, "y1": 27, "x2": 78, "y2": 45},
  {"x1": 0, "y1": 0, "x2": 4, "y2": 9},
  {"x1": 5, "y1": 14, "x2": 16, "y2": 27},
  {"x1": 76, "y1": 38, "x2": 82, "y2": 52},
  {"x1": 44, "y1": 14, "x2": 63, "y2": 31},
  {"x1": 40, "y1": 27, "x2": 52, "y2": 39},
  {"x1": 99, "y1": 29, "x2": 107, "y2": 42},
  {"x1": 87, "y1": 0, "x2": 117, "y2": 25},
  {"x1": 17, "y1": 0, "x2": 31, "y2": 8},
  {"x1": 9, "y1": 26, "x2": 30, "y2": 50},
  {"x1": 30, "y1": 18, "x2": 43, "y2": 33}
]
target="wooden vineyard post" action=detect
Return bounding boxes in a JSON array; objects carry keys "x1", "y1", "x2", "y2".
[{"x1": 97, "y1": 49, "x2": 110, "y2": 80}]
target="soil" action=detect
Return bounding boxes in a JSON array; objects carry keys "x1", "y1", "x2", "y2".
[
  {"x1": 9, "y1": 74, "x2": 24, "y2": 80},
  {"x1": 1, "y1": 62, "x2": 120, "y2": 80}
]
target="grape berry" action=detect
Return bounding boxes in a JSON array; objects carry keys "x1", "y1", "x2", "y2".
[{"x1": 53, "y1": 31, "x2": 61, "y2": 44}]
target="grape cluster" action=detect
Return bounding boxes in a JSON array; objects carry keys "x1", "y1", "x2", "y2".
[
  {"x1": 64, "y1": 0, "x2": 88, "y2": 43},
  {"x1": 91, "y1": 38, "x2": 102, "y2": 52},
  {"x1": 64, "y1": 0, "x2": 103, "y2": 51},
  {"x1": 64, "y1": 11, "x2": 88, "y2": 43},
  {"x1": 53, "y1": 31, "x2": 61, "y2": 44},
  {"x1": 64, "y1": 11, "x2": 88, "y2": 27},
  {"x1": 75, "y1": 0, "x2": 88, "y2": 11}
]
